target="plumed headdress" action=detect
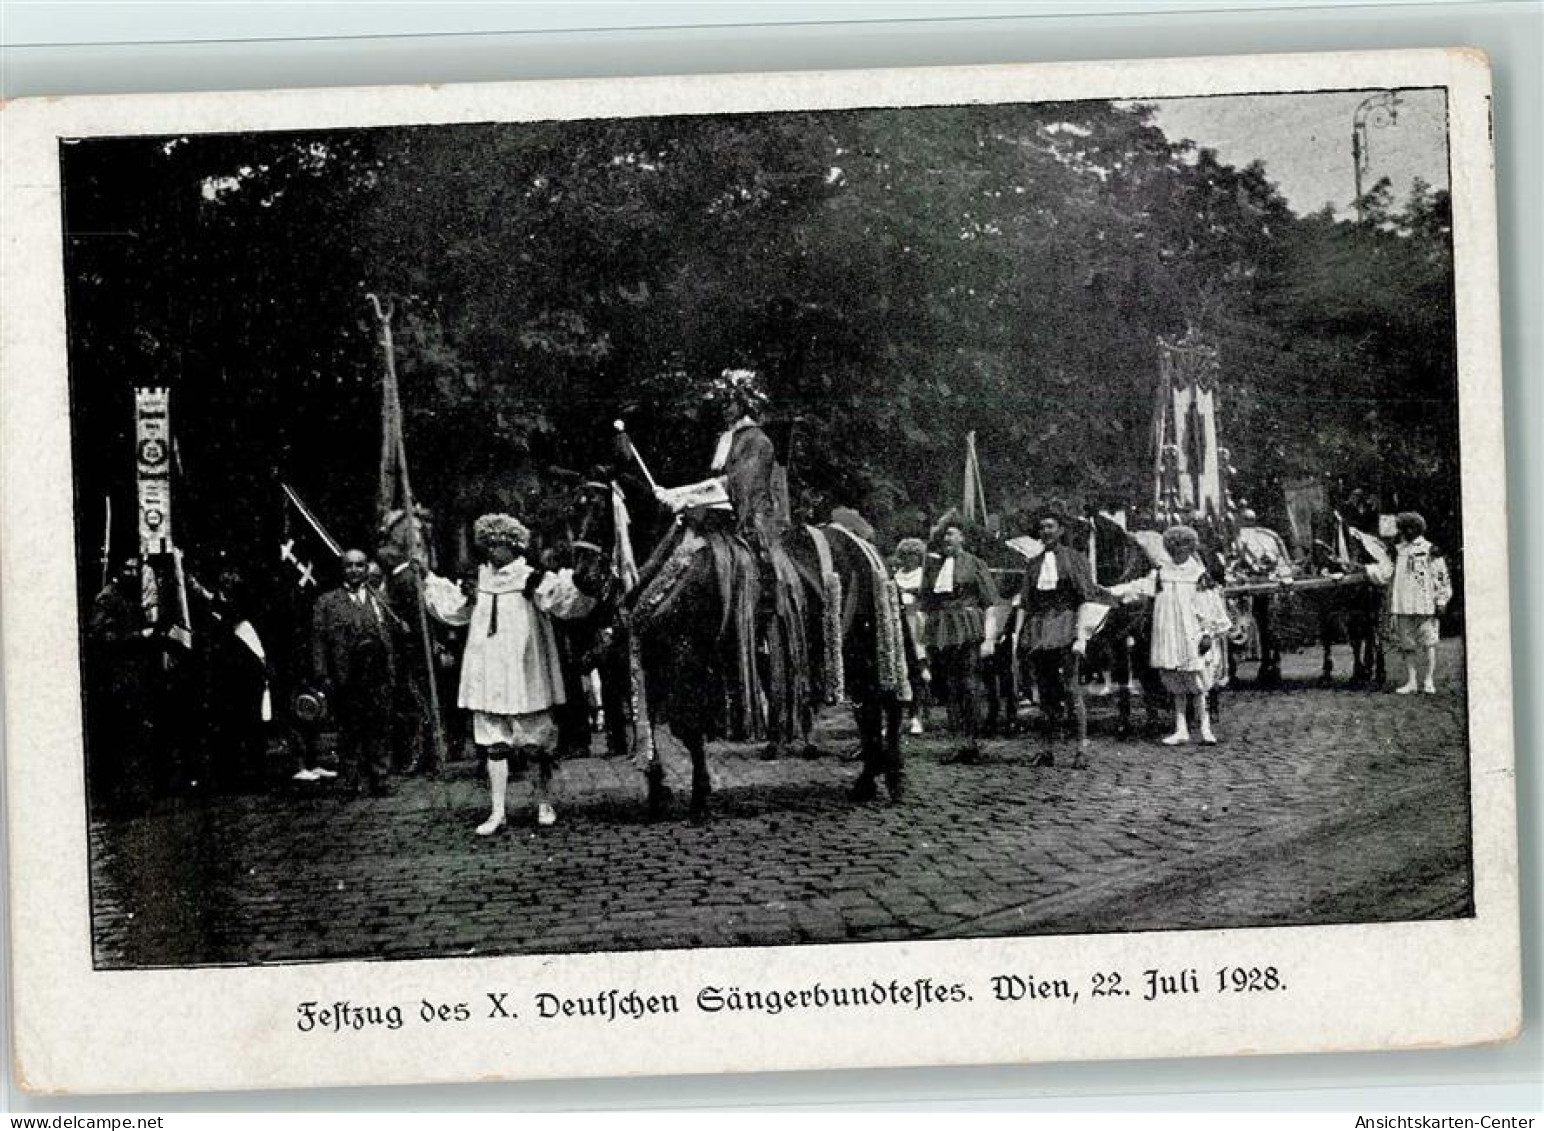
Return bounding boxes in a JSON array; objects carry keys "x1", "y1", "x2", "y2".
[{"x1": 708, "y1": 367, "x2": 769, "y2": 415}]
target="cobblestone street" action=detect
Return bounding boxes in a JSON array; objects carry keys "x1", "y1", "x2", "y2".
[{"x1": 87, "y1": 640, "x2": 1474, "y2": 968}]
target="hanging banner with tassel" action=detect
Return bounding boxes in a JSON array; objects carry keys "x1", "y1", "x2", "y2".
[{"x1": 134, "y1": 386, "x2": 173, "y2": 555}]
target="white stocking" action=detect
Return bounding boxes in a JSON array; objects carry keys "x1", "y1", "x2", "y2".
[{"x1": 477, "y1": 757, "x2": 509, "y2": 834}]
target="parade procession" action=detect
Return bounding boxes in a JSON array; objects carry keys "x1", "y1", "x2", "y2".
[{"x1": 61, "y1": 92, "x2": 1473, "y2": 966}]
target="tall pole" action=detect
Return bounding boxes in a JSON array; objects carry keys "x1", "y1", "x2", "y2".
[
  {"x1": 1352, "y1": 90, "x2": 1402, "y2": 222},
  {"x1": 367, "y1": 293, "x2": 448, "y2": 774}
]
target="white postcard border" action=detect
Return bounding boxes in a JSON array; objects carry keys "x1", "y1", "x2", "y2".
[{"x1": 0, "y1": 48, "x2": 1519, "y2": 1094}]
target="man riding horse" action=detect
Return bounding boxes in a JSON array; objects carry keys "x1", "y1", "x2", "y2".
[{"x1": 651, "y1": 368, "x2": 812, "y2": 754}]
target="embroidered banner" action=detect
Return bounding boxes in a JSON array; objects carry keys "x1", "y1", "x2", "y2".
[{"x1": 134, "y1": 386, "x2": 173, "y2": 554}]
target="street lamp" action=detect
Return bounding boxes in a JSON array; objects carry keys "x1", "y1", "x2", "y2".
[{"x1": 1352, "y1": 90, "x2": 1402, "y2": 222}]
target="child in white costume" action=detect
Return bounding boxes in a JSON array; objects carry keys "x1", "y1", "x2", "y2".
[
  {"x1": 1362, "y1": 511, "x2": 1452, "y2": 694},
  {"x1": 424, "y1": 513, "x2": 595, "y2": 834},
  {"x1": 1115, "y1": 525, "x2": 1232, "y2": 746}
]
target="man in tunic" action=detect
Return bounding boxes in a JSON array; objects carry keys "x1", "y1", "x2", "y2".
[
  {"x1": 892, "y1": 537, "x2": 931, "y2": 735},
  {"x1": 653, "y1": 370, "x2": 779, "y2": 547},
  {"x1": 920, "y1": 522, "x2": 1000, "y2": 765},
  {"x1": 424, "y1": 513, "x2": 596, "y2": 833},
  {"x1": 1015, "y1": 511, "x2": 1116, "y2": 765},
  {"x1": 311, "y1": 549, "x2": 396, "y2": 797}
]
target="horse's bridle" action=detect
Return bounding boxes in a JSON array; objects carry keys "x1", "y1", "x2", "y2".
[{"x1": 568, "y1": 480, "x2": 614, "y2": 560}]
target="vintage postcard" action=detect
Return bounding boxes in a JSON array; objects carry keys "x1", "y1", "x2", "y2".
[{"x1": 0, "y1": 48, "x2": 1519, "y2": 1094}]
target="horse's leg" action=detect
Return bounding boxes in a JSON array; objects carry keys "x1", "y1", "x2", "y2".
[
  {"x1": 981, "y1": 652, "x2": 1002, "y2": 737},
  {"x1": 848, "y1": 698, "x2": 881, "y2": 802},
  {"x1": 1255, "y1": 597, "x2": 1281, "y2": 688},
  {"x1": 1319, "y1": 615, "x2": 1336, "y2": 687},
  {"x1": 644, "y1": 758, "x2": 668, "y2": 819},
  {"x1": 1067, "y1": 649, "x2": 1089, "y2": 767},
  {"x1": 759, "y1": 612, "x2": 788, "y2": 761},
  {"x1": 1114, "y1": 635, "x2": 1133, "y2": 738},
  {"x1": 687, "y1": 727, "x2": 712, "y2": 820},
  {"x1": 1030, "y1": 652, "x2": 1058, "y2": 767},
  {"x1": 883, "y1": 697, "x2": 904, "y2": 802},
  {"x1": 600, "y1": 645, "x2": 631, "y2": 758},
  {"x1": 1348, "y1": 607, "x2": 1370, "y2": 685}
]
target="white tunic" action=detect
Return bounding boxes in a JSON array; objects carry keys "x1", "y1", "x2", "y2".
[
  {"x1": 1366, "y1": 536, "x2": 1452, "y2": 616},
  {"x1": 424, "y1": 560, "x2": 595, "y2": 717}
]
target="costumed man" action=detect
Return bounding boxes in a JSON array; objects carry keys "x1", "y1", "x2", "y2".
[
  {"x1": 311, "y1": 549, "x2": 396, "y2": 798},
  {"x1": 920, "y1": 521, "x2": 1000, "y2": 765},
  {"x1": 192, "y1": 560, "x2": 276, "y2": 792},
  {"x1": 892, "y1": 537, "x2": 932, "y2": 735},
  {"x1": 377, "y1": 509, "x2": 440, "y2": 778},
  {"x1": 423, "y1": 513, "x2": 597, "y2": 834},
  {"x1": 1233, "y1": 507, "x2": 1295, "y2": 579},
  {"x1": 652, "y1": 368, "x2": 811, "y2": 751},
  {"x1": 1231, "y1": 506, "x2": 1295, "y2": 686},
  {"x1": 1015, "y1": 511, "x2": 1116, "y2": 766}
]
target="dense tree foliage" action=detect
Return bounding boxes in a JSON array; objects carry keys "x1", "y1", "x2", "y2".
[{"x1": 62, "y1": 100, "x2": 1460, "y2": 573}]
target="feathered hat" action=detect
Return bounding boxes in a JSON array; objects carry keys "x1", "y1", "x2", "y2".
[{"x1": 708, "y1": 367, "x2": 769, "y2": 415}]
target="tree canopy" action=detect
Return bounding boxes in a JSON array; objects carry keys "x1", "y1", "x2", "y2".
[{"x1": 62, "y1": 99, "x2": 1460, "y2": 569}]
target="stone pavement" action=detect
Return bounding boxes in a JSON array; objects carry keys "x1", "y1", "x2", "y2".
[{"x1": 87, "y1": 640, "x2": 1474, "y2": 967}]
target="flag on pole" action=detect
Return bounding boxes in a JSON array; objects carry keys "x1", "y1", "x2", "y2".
[
  {"x1": 1333, "y1": 510, "x2": 1352, "y2": 564},
  {"x1": 1283, "y1": 479, "x2": 1327, "y2": 556},
  {"x1": 1155, "y1": 334, "x2": 1223, "y2": 519},
  {"x1": 611, "y1": 482, "x2": 641, "y2": 593},
  {"x1": 279, "y1": 481, "x2": 341, "y2": 592},
  {"x1": 961, "y1": 431, "x2": 988, "y2": 524},
  {"x1": 367, "y1": 294, "x2": 447, "y2": 769},
  {"x1": 376, "y1": 320, "x2": 409, "y2": 522}
]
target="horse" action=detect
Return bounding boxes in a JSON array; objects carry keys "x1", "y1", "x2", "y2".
[
  {"x1": 564, "y1": 477, "x2": 907, "y2": 818},
  {"x1": 1307, "y1": 543, "x2": 1382, "y2": 687},
  {"x1": 1086, "y1": 516, "x2": 1174, "y2": 737}
]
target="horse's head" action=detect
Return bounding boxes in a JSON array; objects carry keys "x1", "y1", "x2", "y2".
[
  {"x1": 554, "y1": 475, "x2": 629, "y2": 605},
  {"x1": 1092, "y1": 512, "x2": 1153, "y2": 586},
  {"x1": 568, "y1": 478, "x2": 616, "y2": 559}
]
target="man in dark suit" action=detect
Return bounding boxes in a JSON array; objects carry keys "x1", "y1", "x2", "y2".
[{"x1": 312, "y1": 548, "x2": 395, "y2": 797}]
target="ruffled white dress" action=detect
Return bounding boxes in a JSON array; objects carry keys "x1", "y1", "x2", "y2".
[{"x1": 1116, "y1": 558, "x2": 1232, "y2": 694}]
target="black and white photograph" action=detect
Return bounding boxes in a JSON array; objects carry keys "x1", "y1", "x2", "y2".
[{"x1": 1, "y1": 48, "x2": 1520, "y2": 1093}]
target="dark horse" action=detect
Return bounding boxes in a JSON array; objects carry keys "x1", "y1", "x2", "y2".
[
  {"x1": 1310, "y1": 541, "x2": 1382, "y2": 686},
  {"x1": 565, "y1": 478, "x2": 907, "y2": 818},
  {"x1": 1084, "y1": 516, "x2": 1168, "y2": 737}
]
